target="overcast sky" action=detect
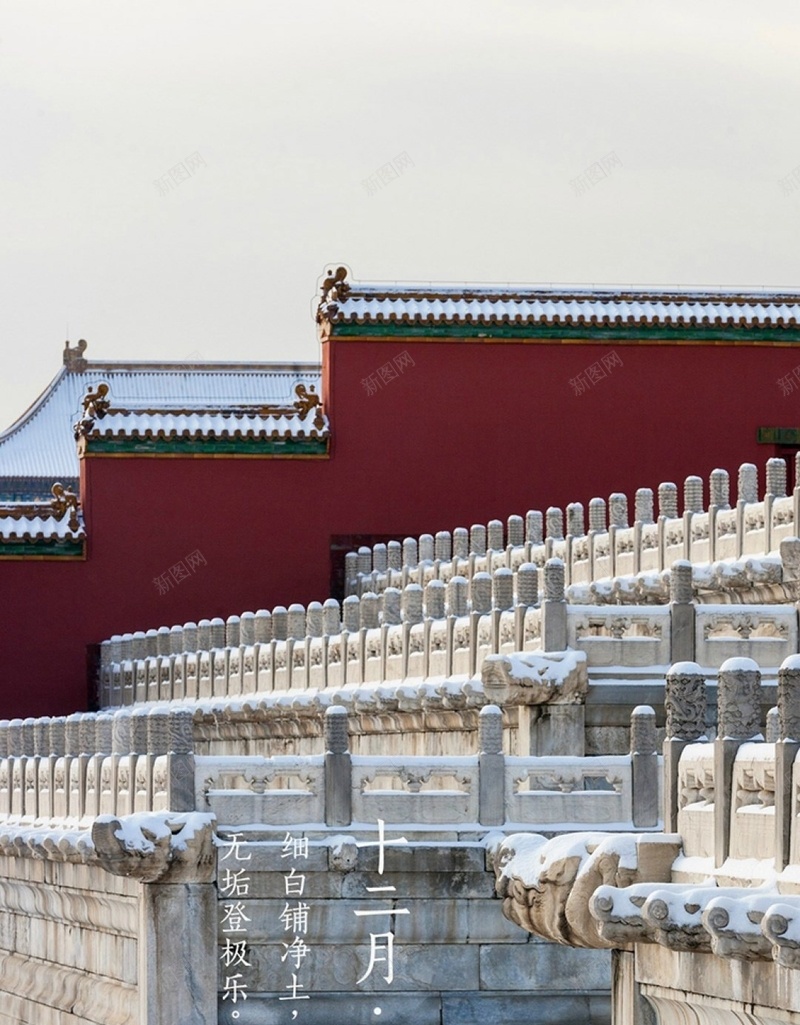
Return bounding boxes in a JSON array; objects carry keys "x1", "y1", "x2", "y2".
[{"x1": 2, "y1": 1, "x2": 799, "y2": 426}]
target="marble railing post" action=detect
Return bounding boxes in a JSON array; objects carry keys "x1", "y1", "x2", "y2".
[
  {"x1": 776, "y1": 655, "x2": 800, "y2": 869},
  {"x1": 287, "y1": 604, "x2": 306, "y2": 640},
  {"x1": 479, "y1": 705, "x2": 505, "y2": 827},
  {"x1": 631, "y1": 705, "x2": 658, "y2": 828},
  {"x1": 166, "y1": 709, "x2": 195, "y2": 813},
  {"x1": 435, "y1": 531, "x2": 451, "y2": 562},
  {"x1": 225, "y1": 615, "x2": 240, "y2": 648},
  {"x1": 507, "y1": 515, "x2": 524, "y2": 548},
  {"x1": 425, "y1": 580, "x2": 445, "y2": 620},
  {"x1": 419, "y1": 533, "x2": 434, "y2": 564},
  {"x1": 344, "y1": 551, "x2": 358, "y2": 595},
  {"x1": 794, "y1": 453, "x2": 800, "y2": 540},
  {"x1": 767, "y1": 457, "x2": 787, "y2": 499},
  {"x1": 361, "y1": 592, "x2": 380, "y2": 629},
  {"x1": 487, "y1": 520, "x2": 504, "y2": 555},
  {"x1": 324, "y1": 706, "x2": 351, "y2": 827},
  {"x1": 546, "y1": 507, "x2": 564, "y2": 544},
  {"x1": 663, "y1": 662, "x2": 706, "y2": 832},
  {"x1": 453, "y1": 527, "x2": 469, "y2": 560},
  {"x1": 567, "y1": 502, "x2": 585, "y2": 539},
  {"x1": 493, "y1": 568, "x2": 513, "y2": 612},
  {"x1": 112, "y1": 709, "x2": 133, "y2": 816},
  {"x1": 525, "y1": 511, "x2": 543, "y2": 547},
  {"x1": 542, "y1": 559, "x2": 566, "y2": 651},
  {"x1": 737, "y1": 463, "x2": 758, "y2": 558},
  {"x1": 382, "y1": 589, "x2": 401, "y2": 626},
  {"x1": 609, "y1": 493, "x2": 628, "y2": 529},
  {"x1": 669, "y1": 561, "x2": 695, "y2": 663},
  {"x1": 387, "y1": 539, "x2": 402, "y2": 571},
  {"x1": 715, "y1": 657, "x2": 762, "y2": 867},
  {"x1": 448, "y1": 576, "x2": 468, "y2": 618}
]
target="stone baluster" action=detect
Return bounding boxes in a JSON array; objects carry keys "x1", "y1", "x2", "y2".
[
  {"x1": 120, "y1": 633, "x2": 133, "y2": 662},
  {"x1": 448, "y1": 576, "x2": 468, "y2": 617},
  {"x1": 324, "y1": 706, "x2": 351, "y2": 826},
  {"x1": 525, "y1": 511, "x2": 543, "y2": 546},
  {"x1": 382, "y1": 588, "x2": 402, "y2": 625},
  {"x1": 776, "y1": 655, "x2": 800, "y2": 868},
  {"x1": 709, "y1": 469, "x2": 730, "y2": 510},
  {"x1": 360, "y1": 592, "x2": 380, "y2": 629},
  {"x1": 658, "y1": 482, "x2": 679, "y2": 520},
  {"x1": 225, "y1": 616, "x2": 240, "y2": 648},
  {"x1": 487, "y1": 520, "x2": 504, "y2": 553},
  {"x1": 164, "y1": 708, "x2": 195, "y2": 812},
  {"x1": 109, "y1": 635, "x2": 123, "y2": 664},
  {"x1": 669, "y1": 560, "x2": 695, "y2": 663},
  {"x1": 631, "y1": 705, "x2": 658, "y2": 828},
  {"x1": 239, "y1": 612, "x2": 255, "y2": 646},
  {"x1": 209, "y1": 617, "x2": 226, "y2": 649},
  {"x1": 715, "y1": 657, "x2": 762, "y2": 866},
  {"x1": 425, "y1": 580, "x2": 445, "y2": 619},
  {"x1": 357, "y1": 546, "x2": 372, "y2": 578},
  {"x1": 180, "y1": 622, "x2": 196, "y2": 654},
  {"x1": 434, "y1": 531, "x2": 451, "y2": 562},
  {"x1": 306, "y1": 602, "x2": 323, "y2": 638},
  {"x1": 507, "y1": 515, "x2": 524, "y2": 547},
  {"x1": 471, "y1": 573, "x2": 492, "y2": 615},
  {"x1": 132, "y1": 631, "x2": 147, "y2": 661},
  {"x1": 493, "y1": 568, "x2": 513, "y2": 611},
  {"x1": 21, "y1": 717, "x2": 36, "y2": 757},
  {"x1": 373, "y1": 543, "x2": 388, "y2": 575},
  {"x1": 254, "y1": 609, "x2": 273, "y2": 644},
  {"x1": 32, "y1": 715, "x2": 51, "y2": 817},
  {"x1": 609, "y1": 493, "x2": 628, "y2": 529},
  {"x1": 542, "y1": 558, "x2": 566, "y2": 651},
  {"x1": 144, "y1": 629, "x2": 158, "y2": 658},
  {"x1": 738, "y1": 462, "x2": 758, "y2": 504},
  {"x1": 453, "y1": 527, "x2": 469, "y2": 560},
  {"x1": 196, "y1": 619, "x2": 211, "y2": 651},
  {"x1": 419, "y1": 534, "x2": 434, "y2": 563},
  {"x1": 287, "y1": 604, "x2": 306, "y2": 640},
  {"x1": 545, "y1": 507, "x2": 564, "y2": 541},
  {"x1": 387, "y1": 540, "x2": 402, "y2": 571},
  {"x1": 683, "y1": 476, "x2": 703, "y2": 514},
  {"x1": 147, "y1": 708, "x2": 171, "y2": 809},
  {"x1": 516, "y1": 564, "x2": 537, "y2": 609},
  {"x1": 33, "y1": 717, "x2": 50, "y2": 757},
  {"x1": 634, "y1": 488, "x2": 654, "y2": 525},
  {"x1": 344, "y1": 551, "x2": 359, "y2": 594},
  {"x1": 567, "y1": 503, "x2": 584, "y2": 537},
  {"x1": 322, "y1": 599, "x2": 341, "y2": 635},
  {"x1": 588, "y1": 498, "x2": 606, "y2": 532},
  {"x1": 402, "y1": 584, "x2": 423, "y2": 625},
  {"x1": 166, "y1": 625, "x2": 182, "y2": 655},
  {"x1": 62, "y1": 713, "x2": 81, "y2": 819},
  {"x1": 342, "y1": 596, "x2": 360, "y2": 633},
  {"x1": 271, "y1": 607, "x2": 288, "y2": 642},
  {"x1": 111, "y1": 708, "x2": 132, "y2": 816},
  {"x1": 479, "y1": 705, "x2": 505, "y2": 826},
  {"x1": 398, "y1": 538, "x2": 418, "y2": 574},
  {"x1": 664, "y1": 661, "x2": 706, "y2": 832},
  {"x1": 470, "y1": 524, "x2": 487, "y2": 557}
]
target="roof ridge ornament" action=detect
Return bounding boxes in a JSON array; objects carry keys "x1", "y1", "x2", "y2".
[
  {"x1": 63, "y1": 339, "x2": 88, "y2": 372},
  {"x1": 317, "y1": 265, "x2": 350, "y2": 323},
  {"x1": 74, "y1": 382, "x2": 111, "y2": 441}
]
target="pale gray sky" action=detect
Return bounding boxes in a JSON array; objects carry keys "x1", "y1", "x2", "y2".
[{"x1": 2, "y1": 1, "x2": 799, "y2": 426}]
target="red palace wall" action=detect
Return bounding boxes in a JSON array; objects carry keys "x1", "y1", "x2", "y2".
[{"x1": 0, "y1": 333, "x2": 794, "y2": 716}]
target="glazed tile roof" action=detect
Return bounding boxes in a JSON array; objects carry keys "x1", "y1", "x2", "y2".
[
  {"x1": 0, "y1": 356, "x2": 322, "y2": 484},
  {"x1": 317, "y1": 268, "x2": 800, "y2": 329}
]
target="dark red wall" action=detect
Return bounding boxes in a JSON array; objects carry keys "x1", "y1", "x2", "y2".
[{"x1": 0, "y1": 334, "x2": 793, "y2": 716}]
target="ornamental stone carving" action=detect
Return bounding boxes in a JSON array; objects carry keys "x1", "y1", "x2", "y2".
[
  {"x1": 665, "y1": 662, "x2": 706, "y2": 741},
  {"x1": 91, "y1": 812, "x2": 216, "y2": 882},
  {"x1": 717, "y1": 657, "x2": 761, "y2": 740},
  {"x1": 778, "y1": 655, "x2": 800, "y2": 741}
]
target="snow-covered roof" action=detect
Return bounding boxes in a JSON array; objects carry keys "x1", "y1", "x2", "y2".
[
  {"x1": 0, "y1": 353, "x2": 322, "y2": 486},
  {"x1": 0, "y1": 511, "x2": 85, "y2": 542},
  {"x1": 81, "y1": 408, "x2": 329, "y2": 442},
  {"x1": 317, "y1": 268, "x2": 800, "y2": 330}
]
